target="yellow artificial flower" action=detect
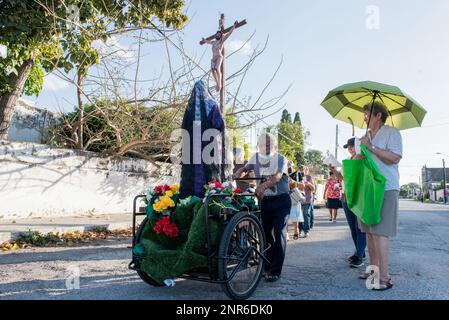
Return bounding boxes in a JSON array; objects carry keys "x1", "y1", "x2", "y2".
[
  {"x1": 170, "y1": 184, "x2": 179, "y2": 194},
  {"x1": 153, "y1": 201, "x2": 164, "y2": 212},
  {"x1": 160, "y1": 195, "x2": 175, "y2": 208},
  {"x1": 165, "y1": 190, "x2": 173, "y2": 198}
]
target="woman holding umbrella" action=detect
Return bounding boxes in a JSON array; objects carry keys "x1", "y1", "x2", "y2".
[
  {"x1": 357, "y1": 101, "x2": 402, "y2": 290},
  {"x1": 321, "y1": 81, "x2": 427, "y2": 291}
]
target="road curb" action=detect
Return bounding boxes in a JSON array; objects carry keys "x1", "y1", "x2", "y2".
[{"x1": 0, "y1": 220, "x2": 140, "y2": 243}]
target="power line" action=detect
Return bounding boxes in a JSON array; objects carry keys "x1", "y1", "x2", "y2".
[{"x1": 422, "y1": 121, "x2": 449, "y2": 128}]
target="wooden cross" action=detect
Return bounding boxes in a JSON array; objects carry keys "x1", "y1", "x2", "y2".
[{"x1": 200, "y1": 14, "x2": 247, "y2": 113}]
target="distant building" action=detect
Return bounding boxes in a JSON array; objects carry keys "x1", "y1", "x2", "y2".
[
  {"x1": 7, "y1": 99, "x2": 61, "y2": 144},
  {"x1": 422, "y1": 166, "x2": 449, "y2": 201}
]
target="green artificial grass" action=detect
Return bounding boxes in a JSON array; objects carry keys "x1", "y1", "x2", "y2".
[{"x1": 139, "y1": 197, "x2": 226, "y2": 284}]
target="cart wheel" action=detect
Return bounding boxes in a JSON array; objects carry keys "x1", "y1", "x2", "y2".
[
  {"x1": 218, "y1": 212, "x2": 265, "y2": 300},
  {"x1": 134, "y1": 217, "x2": 163, "y2": 287}
]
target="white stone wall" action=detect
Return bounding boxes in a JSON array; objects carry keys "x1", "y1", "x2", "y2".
[
  {"x1": 7, "y1": 99, "x2": 61, "y2": 144},
  {"x1": 0, "y1": 140, "x2": 180, "y2": 219}
]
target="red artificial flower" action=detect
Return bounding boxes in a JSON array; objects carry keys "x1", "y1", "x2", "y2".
[
  {"x1": 209, "y1": 180, "x2": 223, "y2": 189},
  {"x1": 153, "y1": 185, "x2": 163, "y2": 196},
  {"x1": 154, "y1": 184, "x2": 173, "y2": 196},
  {"x1": 153, "y1": 219, "x2": 164, "y2": 234},
  {"x1": 163, "y1": 223, "x2": 179, "y2": 238},
  {"x1": 153, "y1": 216, "x2": 179, "y2": 238},
  {"x1": 234, "y1": 188, "x2": 243, "y2": 194}
]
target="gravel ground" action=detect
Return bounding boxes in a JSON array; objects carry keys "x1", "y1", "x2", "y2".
[{"x1": 0, "y1": 200, "x2": 448, "y2": 300}]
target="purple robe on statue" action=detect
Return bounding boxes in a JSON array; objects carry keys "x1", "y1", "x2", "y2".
[{"x1": 179, "y1": 81, "x2": 225, "y2": 199}]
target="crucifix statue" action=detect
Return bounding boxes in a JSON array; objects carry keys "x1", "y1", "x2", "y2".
[
  {"x1": 199, "y1": 14, "x2": 246, "y2": 182},
  {"x1": 200, "y1": 14, "x2": 247, "y2": 112},
  {"x1": 202, "y1": 21, "x2": 237, "y2": 92}
]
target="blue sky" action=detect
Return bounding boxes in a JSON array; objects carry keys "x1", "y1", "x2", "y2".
[{"x1": 26, "y1": 0, "x2": 449, "y2": 185}]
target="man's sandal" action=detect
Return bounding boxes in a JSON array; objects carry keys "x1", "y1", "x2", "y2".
[{"x1": 265, "y1": 275, "x2": 280, "y2": 282}]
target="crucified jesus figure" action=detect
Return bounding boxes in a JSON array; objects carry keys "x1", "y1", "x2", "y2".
[{"x1": 202, "y1": 21, "x2": 238, "y2": 92}]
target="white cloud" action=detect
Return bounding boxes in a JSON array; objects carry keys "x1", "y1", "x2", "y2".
[
  {"x1": 226, "y1": 40, "x2": 253, "y2": 57},
  {"x1": 43, "y1": 73, "x2": 69, "y2": 91},
  {"x1": 92, "y1": 36, "x2": 134, "y2": 62}
]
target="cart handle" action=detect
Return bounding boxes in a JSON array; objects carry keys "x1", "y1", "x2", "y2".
[{"x1": 233, "y1": 177, "x2": 266, "y2": 182}]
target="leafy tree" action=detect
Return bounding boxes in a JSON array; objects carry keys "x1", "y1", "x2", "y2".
[
  {"x1": 304, "y1": 149, "x2": 326, "y2": 174},
  {"x1": 293, "y1": 112, "x2": 304, "y2": 164},
  {"x1": 277, "y1": 110, "x2": 305, "y2": 166},
  {"x1": 0, "y1": 0, "x2": 188, "y2": 141},
  {"x1": 400, "y1": 182, "x2": 420, "y2": 198},
  {"x1": 225, "y1": 109, "x2": 245, "y2": 151},
  {"x1": 294, "y1": 112, "x2": 301, "y2": 126},
  {"x1": 280, "y1": 109, "x2": 292, "y2": 123},
  {"x1": 243, "y1": 143, "x2": 249, "y2": 161}
]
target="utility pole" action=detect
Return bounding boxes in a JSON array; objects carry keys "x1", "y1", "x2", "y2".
[
  {"x1": 436, "y1": 153, "x2": 448, "y2": 204},
  {"x1": 424, "y1": 165, "x2": 429, "y2": 200},
  {"x1": 419, "y1": 174, "x2": 423, "y2": 202},
  {"x1": 335, "y1": 124, "x2": 339, "y2": 160},
  {"x1": 443, "y1": 158, "x2": 447, "y2": 204}
]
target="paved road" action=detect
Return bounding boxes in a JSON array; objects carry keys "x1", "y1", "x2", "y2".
[{"x1": 1, "y1": 200, "x2": 448, "y2": 300}]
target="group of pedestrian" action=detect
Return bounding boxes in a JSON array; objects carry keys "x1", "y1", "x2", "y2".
[
  {"x1": 287, "y1": 162, "x2": 316, "y2": 240},
  {"x1": 233, "y1": 101, "x2": 402, "y2": 290}
]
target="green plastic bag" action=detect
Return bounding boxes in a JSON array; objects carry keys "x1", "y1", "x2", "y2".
[{"x1": 343, "y1": 144, "x2": 387, "y2": 226}]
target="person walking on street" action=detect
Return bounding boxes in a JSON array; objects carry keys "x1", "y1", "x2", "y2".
[
  {"x1": 298, "y1": 166, "x2": 315, "y2": 237},
  {"x1": 233, "y1": 133, "x2": 291, "y2": 282},
  {"x1": 288, "y1": 179, "x2": 305, "y2": 240},
  {"x1": 310, "y1": 180, "x2": 317, "y2": 229},
  {"x1": 324, "y1": 172, "x2": 342, "y2": 223},
  {"x1": 286, "y1": 162, "x2": 305, "y2": 240},
  {"x1": 329, "y1": 138, "x2": 367, "y2": 268}
]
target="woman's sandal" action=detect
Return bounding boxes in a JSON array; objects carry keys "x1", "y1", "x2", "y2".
[
  {"x1": 372, "y1": 279, "x2": 393, "y2": 291},
  {"x1": 358, "y1": 272, "x2": 373, "y2": 280}
]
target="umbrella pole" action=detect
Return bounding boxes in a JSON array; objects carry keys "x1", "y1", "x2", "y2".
[
  {"x1": 365, "y1": 91, "x2": 378, "y2": 137},
  {"x1": 348, "y1": 117, "x2": 355, "y2": 136}
]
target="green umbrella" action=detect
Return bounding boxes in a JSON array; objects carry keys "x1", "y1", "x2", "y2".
[{"x1": 320, "y1": 81, "x2": 427, "y2": 131}]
